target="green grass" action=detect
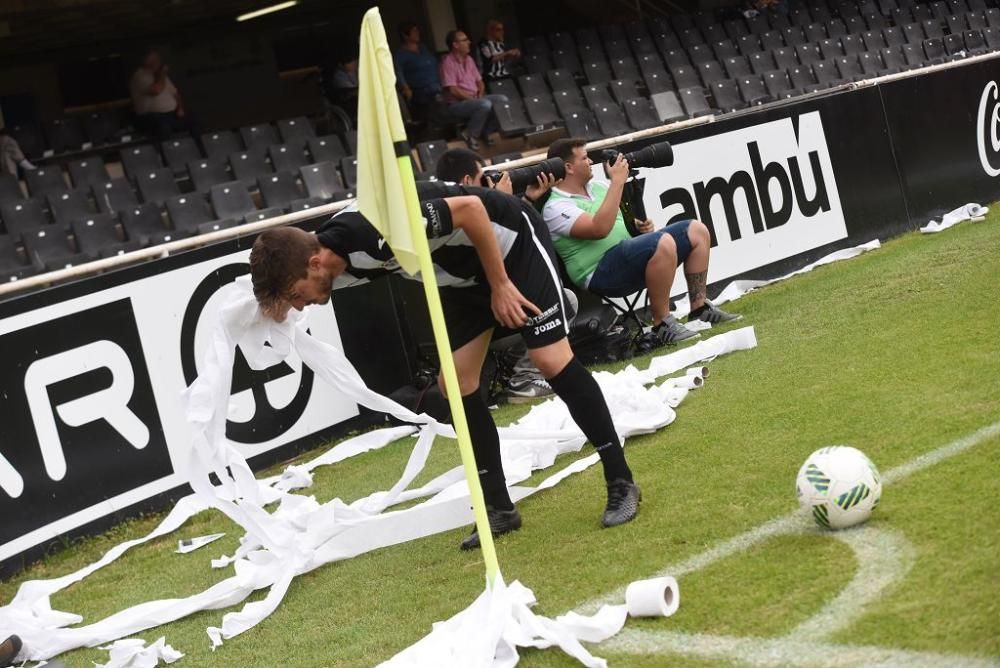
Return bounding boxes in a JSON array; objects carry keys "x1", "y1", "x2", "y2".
[{"x1": 3, "y1": 212, "x2": 999, "y2": 667}]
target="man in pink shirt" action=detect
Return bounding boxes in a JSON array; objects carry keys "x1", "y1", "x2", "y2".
[{"x1": 439, "y1": 30, "x2": 508, "y2": 151}]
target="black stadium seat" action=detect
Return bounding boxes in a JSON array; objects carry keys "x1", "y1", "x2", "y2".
[
  {"x1": 82, "y1": 109, "x2": 122, "y2": 146},
  {"x1": 644, "y1": 70, "x2": 674, "y2": 94},
  {"x1": 268, "y1": 143, "x2": 311, "y2": 173},
  {"x1": 67, "y1": 157, "x2": 110, "y2": 189},
  {"x1": 0, "y1": 235, "x2": 35, "y2": 283},
  {"x1": 300, "y1": 162, "x2": 347, "y2": 201},
  {"x1": 47, "y1": 188, "x2": 94, "y2": 225},
  {"x1": 8, "y1": 123, "x2": 45, "y2": 160},
  {"x1": 308, "y1": 135, "x2": 349, "y2": 164},
  {"x1": 136, "y1": 168, "x2": 181, "y2": 205},
  {"x1": 120, "y1": 144, "x2": 163, "y2": 181},
  {"x1": 21, "y1": 225, "x2": 88, "y2": 270},
  {"x1": 197, "y1": 218, "x2": 238, "y2": 235},
  {"x1": 493, "y1": 100, "x2": 533, "y2": 137},
  {"x1": 188, "y1": 158, "x2": 231, "y2": 193},
  {"x1": 166, "y1": 194, "x2": 214, "y2": 232},
  {"x1": 244, "y1": 208, "x2": 285, "y2": 224},
  {"x1": 416, "y1": 140, "x2": 448, "y2": 175},
  {"x1": 258, "y1": 171, "x2": 304, "y2": 209},
  {"x1": 0, "y1": 174, "x2": 23, "y2": 205},
  {"x1": 710, "y1": 79, "x2": 746, "y2": 112},
  {"x1": 42, "y1": 117, "x2": 85, "y2": 153},
  {"x1": 583, "y1": 60, "x2": 614, "y2": 85},
  {"x1": 651, "y1": 91, "x2": 687, "y2": 123},
  {"x1": 93, "y1": 179, "x2": 140, "y2": 215},
  {"x1": 288, "y1": 197, "x2": 326, "y2": 212},
  {"x1": 230, "y1": 150, "x2": 272, "y2": 184},
  {"x1": 121, "y1": 203, "x2": 182, "y2": 245},
  {"x1": 276, "y1": 116, "x2": 315, "y2": 146},
  {"x1": 340, "y1": 157, "x2": 358, "y2": 191},
  {"x1": 518, "y1": 74, "x2": 550, "y2": 98},
  {"x1": 678, "y1": 86, "x2": 712, "y2": 117},
  {"x1": 762, "y1": 69, "x2": 795, "y2": 97},
  {"x1": 563, "y1": 110, "x2": 603, "y2": 141},
  {"x1": 73, "y1": 213, "x2": 141, "y2": 259},
  {"x1": 669, "y1": 64, "x2": 702, "y2": 89},
  {"x1": 25, "y1": 167, "x2": 68, "y2": 198},
  {"x1": 738, "y1": 75, "x2": 772, "y2": 105},
  {"x1": 524, "y1": 95, "x2": 562, "y2": 127},
  {"x1": 553, "y1": 89, "x2": 587, "y2": 117},
  {"x1": 623, "y1": 97, "x2": 661, "y2": 130},
  {"x1": 593, "y1": 104, "x2": 631, "y2": 137},
  {"x1": 582, "y1": 84, "x2": 615, "y2": 110},
  {"x1": 161, "y1": 137, "x2": 202, "y2": 174},
  {"x1": 1, "y1": 198, "x2": 48, "y2": 236},
  {"x1": 240, "y1": 123, "x2": 281, "y2": 151},
  {"x1": 210, "y1": 181, "x2": 256, "y2": 220},
  {"x1": 609, "y1": 78, "x2": 641, "y2": 104},
  {"x1": 202, "y1": 130, "x2": 243, "y2": 159}
]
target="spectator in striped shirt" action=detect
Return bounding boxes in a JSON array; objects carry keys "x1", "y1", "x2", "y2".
[{"x1": 478, "y1": 20, "x2": 521, "y2": 81}]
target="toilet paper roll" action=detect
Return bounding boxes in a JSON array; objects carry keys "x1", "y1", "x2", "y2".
[
  {"x1": 664, "y1": 375, "x2": 702, "y2": 390},
  {"x1": 686, "y1": 366, "x2": 710, "y2": 379},
  {"x1": 625, "y1": 576, "x2": 680, "y2": 617}
]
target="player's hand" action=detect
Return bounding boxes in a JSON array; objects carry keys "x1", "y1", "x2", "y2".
[
  {"x1": 491, "y1": 278, "x2": 541, "y2": 329},
  {"x1": 635, "y1": 218, "x2": 654, "y2": 233},
  {"x1": 607, "y1": 153, "x2": 630, "y2": 184},
  {"x1": 494, "y1": 171, "x2": 513, "y2": 194},
  {"x1": 525, "y1": 172, "x2": 558, "y2": 202}
]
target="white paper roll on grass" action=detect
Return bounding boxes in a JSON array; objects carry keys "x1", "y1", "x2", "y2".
[
  {"x1": 686, "y1": 366, "x2": 710, "y2": 379},
  {"x1": 665, "y1": 375, "x2": 702, "y2": 390},
  {"x1": 625, "y1": 576, "x2": 680, "y2": 617}
]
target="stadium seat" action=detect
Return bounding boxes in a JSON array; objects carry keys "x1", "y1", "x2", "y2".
[
  {"x1": 796, "y1": 42, "x2": 823, "y2": 65},
  {"x1": 622, "y1": 98, "x2": 660, "y2": 130},
  {"x1": 244, "y1": 208, "x2": 286, "y2": 225},
  {"x1": 42, "y1": 117, "x2": 85, "y2": 154},
  {"x1": 713, "y1": 39, "x2": 740, "y2": 61},
  {"x1": 819, "y1": 38, "x2": 846, "y2": 60},
  {"x1": 892, "y1": 7, "x2": 915, "y2": 25},
  {"x1": 593, "y1": 104, "x2": 631, "y2": 137},
  {"x1": 47, "y1": 188, "x2": 94, "y2": 225},
  {"x1": 902, "y1": 23, "x2": 926, "y2": 45},
  {"x1": 788, "y1": 65, "x2": 818, "y2": 89},
  {"x1": 679, "y1": 86, "x2": 712, "y2": 117},
  {"x1": 493, "y1": 100, "x2": 533, "y2": 136},
  {"x1": 762, "y1": 69, "x2": 795, "y2": 98},
  {"x1": 288, "y1": 197, "x2": 326, "y2": 212},
  {"x1": 901, "y1": 43, "x2": 928, "y2": 66},
  {"x1": 0, "y1": 174, "x2": 23, "y2": 205},
  {"x1": 836, "y1": 55, "x2": 865, "y2": 80},
  {"x1": 723, "y1": 55, "x2": 753, "y2": 78},
  {"x1": 921, "y1": 19, "x2": 945, "y2": 40},
  {"x1": 196, "y1": 218, "x2": 238, "y2": 235},
  {"x1": 581, "y1": 84, "x2": 614, "y2": 110},
  {"x1": 551, "y1": 49, "x2": 582, "y2": 74},
  {"x1": 547, "y1": 69, "x2": 577, "y2": 92},
  {"x1": 637, "y1": 53, "x2": 667, "y2": 76},
  {"x1": 25, "y1": 167, "x2": 68, "y2": 198},
  {"x1": 703, "y1": 24, "x2": 728, "y2": 44},
  {"x1": 864, "y1": 12, "x2": 888, "y2": 29},
  {"x1": 549, "y1": 30, "x2": 576, "y2": 52},
  {"x1": 165, "y1": 193, "x2": 213, "y2": 232},
  {"x1": 946, "y1": 14, "x2": 969, "y2": 34},
  {"x1": 986, "y1": 8, "x2": 1000, "y2": 28},
  {"x1": 709, "y1": 79, "x2": 746, "y2": 112},
  {"x1": 416, "y1": 140, "x2": 448, "y2": 175},
  {"x1": 524, "y1": 52, "x2": 553, "y2": 74},
  {"x1": 82, "y1": 109, "x2": 122, "y2": 146},
  {"x1": 230, "y1": 150, "x2": 272, "y2": 184},
  {"x1": 524, "y1": 95, "x2": 561, "y2": 127},
  {"x1": 782, "y1": 26, "x2": 808, "y2": 47},
  {"x1": 662, "y1": 48, "x2": 691, "y2": 68},
  {"x1": 697, "y1": 60, "x2": 727, "y2": 86},
  {"x1": 300, "y1": 162, "x2": 346, "y2": 201},
  {"x1": 120, "y1": 144, "x2": 163, "y2": 181},
  {"x1": 967, "y1": 11, "x2": 989, "y2": 30},
  {"x1": 725, "y1": 18, "x2": 751, "y2": 40},
  {"x1": 678, "y1": 27, "x2": 706, "y2": 48},
  {"x1": 73, "y1": 214, "x2": 140, "y2": 259},
  {"x1": 883, "y1": 26, "x2": 907, "y2": 48},
  {"x1": 202, "y1": 130, "x2": 243, "y2": 159},
  {"x1": 862, "y1": 29, "x2": 888, "y2": 52},
  {"x1": 93, "y1": 179, "x2": 140, "y2": 215},
  {"x1": 738, "y1": 34, "x2": 764, "y2": 55},
  {"x1": 258, "y1": 171, "x2": 304, "y2": 210},
  {"x1": 923, "y1": 37, "x2": 948, "y2": 62},
  {"x1": 240, "y1": 123, "x2": 281, "y2": 151},
  {"x1": 583, "y1": 60, "x2": 613, "y2": 85},
  {"x1": 760, "y1": 30, "x2": 785, "y2": 51},
  {"x1": 563, "y1": 110, "x2": 603, "y2": 140},
  {"x1": 651, "y1": 91, "x2": 687, "y2": 123},
  {"x1": 738, "y1": 75, "x2": 772, "y2": 105},
  {"x1": 609, "y1": 78, "x2": 641, "y2": 104},
  {"x1": 8, "y1": 123, "x2": 45, "y2": 160},
  {"x1": 120, "y1": 203, "x2": 182, "y2": 245},
  {"x1": 670, "y1": 64, "x2": 702, "y2": 89},
  {"x1": 942, "y1": 33, "x2": 967, "y2": 56},
  {"x1": 187, "y1": 158, "x2": 231, "y2": 193},
  {"x1": 487, "y1": 78, "x2": 521, "y2": 102},
  {"x1": 688, "y1": 43, "x2": 716, "y2": 64},
  {"x1": 773, "y1": 47, "x2": 799, "y2": 70},
  {"x1": 21, "y1": 225, "x2": 88, "y2": 270},
  {"x1": 277, "y1": 117, "x2": 315, "y2": 146},
  {"x1": 342, "y1": 130, "x2": 357, "y2": 155},
  {"x1": 518, "y1": 74, "x2": 550, "y2": 98},
  {"x1": 341, "y1": 157, "x2": 358, "y2": 190},
  {"x1": 269, "y1": 143, "x2": 311, "y2": 173},
  {"x1": 1, "y1": 198, "x2": 48, "y2": 236},
  {"x1": 135, "y1": 168, "x2": 180, "y2": 205},
  {"x1": 812, "y1": 60, "x2": 843, "y2": 88},
  {"x1": 610, "y1": 57, "x2": 641, "y2": 82},
  {"x1": 161, "y1": 137, "x2": 202, "y2": 175},
  {"x1": 644, "y1": 70, "x2": 675, "y2": 94},
  {"x1": 804, "y1": 22, "x2": 829, "y2": 42},
  {"x1": 881, "y1": 46, "x2": 909, "y2": 72},
  {"x1": 749, "y1": 51, "x2": 778, "y2": 74},
  {"x1": 553, "y1": 89, "x2": 587, "y2": 117},
  {"x1": 0, "y1": 235, "x2": 35, "y2": 283},
  {"x1": 859, "y1": 51, "x2": 886, "y2": 75},
  {"x1": 67, "y1": 157, "x2": 110, "y2": 189},
  {"x1": 308, "y1": 135, "x2": 349, "y2": 164},
  {"x1": 930, "y1": 0, "x2": 950, "y2": 20},
  {"x1": 209, "y1": 181, "x2": 256, "y2": 221}
]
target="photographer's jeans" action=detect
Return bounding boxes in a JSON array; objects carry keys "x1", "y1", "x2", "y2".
[
  {"x1": 588, "y1": 221, "x2": 693, "y2": 296},
  {"x1": 447, "y1": 94, "x2": 508, "y2": 139}
]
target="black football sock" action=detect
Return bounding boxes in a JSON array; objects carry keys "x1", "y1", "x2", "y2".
[
  {"x1": 462, "y1": 391, "x2": 514, "y2": 511},
  {"x1": 547, "y1": 357, "x2": 633, "y2": 483}
]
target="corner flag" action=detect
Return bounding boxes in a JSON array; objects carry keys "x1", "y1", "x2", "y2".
[{"x1": 356, "y1": 7, "x2": 502, "y2": 582}]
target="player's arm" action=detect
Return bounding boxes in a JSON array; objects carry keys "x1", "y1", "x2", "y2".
[
  {"x1": 428, "y1": 196, "x2": 540, "y2": 328},
  {"x1": 567, "y1": 154, "x2": 630, "y2": 240}
]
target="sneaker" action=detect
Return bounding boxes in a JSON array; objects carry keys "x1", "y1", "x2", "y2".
[
  {"x1": 507, "y1": 378, "x2": 553, "y2": 403},
  {"x1": 460, "y1": 130, "x2": 480, "y2": 151},
  {"x1": 688, "y1": 301, "x2": 742, "y2": 324},
  {"x1": 652, "y1": 315, "x2": 699, "y2": 345},
  {"x1": 603, "y1": 479, "x2": 641, "y2": 527},
  {"x1": 0, "y1": 635, "x2": 22, "y2": 666},
  {"x1": 460, "y1": 506, "x2": 523, "y2": 550}
]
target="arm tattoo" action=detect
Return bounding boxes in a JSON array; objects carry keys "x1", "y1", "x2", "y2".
[{"x1": 685, "y1": 270, "x2": 707, "y2": 305}]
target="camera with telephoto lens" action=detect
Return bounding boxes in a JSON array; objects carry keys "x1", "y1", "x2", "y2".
[
  {"x1": 481, "y1": 157, "x2": 566, "y2": 193},
  {"x1": 596, "y1": 140, "x2": 674, "y2": 170}
]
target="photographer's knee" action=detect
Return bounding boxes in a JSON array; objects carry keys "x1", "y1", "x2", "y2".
[
  {"x1": 655, "y1": 231, "x2": 677, "y2": 260},
  {"x1": 688, "y1": 219, "x2": 710, "y2": 245}
]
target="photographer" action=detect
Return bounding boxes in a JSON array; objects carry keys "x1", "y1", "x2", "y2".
[
  {"x1": 542, "y1": 138, "x2": 740, "y2": 346},
  {"x1": 435, "y1": 147, "x2": 570, "y2": 402}
]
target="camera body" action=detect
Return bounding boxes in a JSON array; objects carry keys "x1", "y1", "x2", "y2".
[{"x1": 482, "y1": 157, "x2": 567, "y2": 193}]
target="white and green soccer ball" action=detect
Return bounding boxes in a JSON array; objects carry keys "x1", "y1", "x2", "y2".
[{"x1": 796, "y1": 446, "x2": 882, "y2": 529}]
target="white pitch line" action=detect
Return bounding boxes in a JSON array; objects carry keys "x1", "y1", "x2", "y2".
[
  {"x1": 578, "y1": 419, "x2": 1000, "y2": 614},
  {"x1": 606, "y1": 629, "x2": 1000, "y2": 667}
]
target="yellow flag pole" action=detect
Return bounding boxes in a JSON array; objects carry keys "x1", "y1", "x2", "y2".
[{"x1": 396, "y1": 155, "x2": 502, "y2": 583}]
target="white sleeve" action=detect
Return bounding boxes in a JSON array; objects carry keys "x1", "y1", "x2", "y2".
[{"x1": 542, "y1": 197, "x2": 585, "y2": 239}]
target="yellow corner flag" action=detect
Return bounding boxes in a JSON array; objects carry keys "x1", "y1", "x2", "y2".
[{"x1": 356, "y1": 7, "x2": 502, "y2": 583}]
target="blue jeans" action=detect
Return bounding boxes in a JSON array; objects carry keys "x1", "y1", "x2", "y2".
[
  {"x1": 588, "y1": 221, "x2": 693, "y2": 296},
  {"x1": 447, "y1": 94, "x2": 508, "y2": 138}
]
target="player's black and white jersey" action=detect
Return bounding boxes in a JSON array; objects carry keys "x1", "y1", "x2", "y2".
[{"x1": 318, "y1": 185, "x2": 529, "y2": 291}]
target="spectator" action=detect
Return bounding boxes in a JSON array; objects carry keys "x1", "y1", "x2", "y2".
[
  {"x1": 0, "y1": 128, "x2": 36, "y2": 176},
  {"x1": 0, "y1": 635, "x2": 22, "y2": 665},
  {"x1": 542, "y1": 138, "x2": 741, "y2": 346},
  {"x1": 129, "y1": 48, "x2": 199, "y2": 145},
  {"x1": 395, "y1": 22, "x2": 443, "y2": 118},
  {"x1": 434, "y1": 147, "x2": 567, "y2": 401},
  {"x1": 478, "y1": 19, "x2": 521, "y2": 81},
  {"x1": 440, "y1": 30, "x2": 507, "y2": 151},
  {"x1": 324, "y1": 53, "x2": 359, "y2": 118}
]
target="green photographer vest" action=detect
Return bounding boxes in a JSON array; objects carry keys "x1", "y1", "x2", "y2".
[{"x1": 547, "y1": 181, "x2": 631, "y2": 287}]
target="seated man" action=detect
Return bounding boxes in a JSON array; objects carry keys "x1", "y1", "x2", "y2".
[
  {"x1": 250, "y1": 186, "x2": 640, "y2": 550},
  {"x1": 542, "y1": 138, "x2": 739, "y2": 345},
  {"x1": 434, "y1": 147, "x2": 567, "y2": 401},
  {"x1": 439, "y1": 30, "x2": 507, "y2": 150},
  {"x1": 478, "y1": 19, "x2": 521, "y2": 81},
  {"x1": 395, "y1": 22, "x2": 443, "y2": 117}
]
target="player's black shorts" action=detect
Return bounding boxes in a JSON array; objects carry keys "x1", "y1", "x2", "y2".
[{"x1": 439, "y1": 204, "x2": 570, "y2": 351}]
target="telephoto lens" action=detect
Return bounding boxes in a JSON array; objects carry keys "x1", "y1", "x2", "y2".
[
  {"x1": 483, "y1": 157, "x2": 567, "y2": 192},
  {"x1": 596, "y1": 140, "x2": 674, "y2": 170}
]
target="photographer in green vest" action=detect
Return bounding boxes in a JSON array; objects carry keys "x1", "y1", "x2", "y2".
[{"x1": 541, "y1": 138, "x2": 740, "y2": 346}]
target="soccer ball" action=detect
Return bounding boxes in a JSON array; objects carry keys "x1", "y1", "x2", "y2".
[{"x1": 796, "y1": 446, "x2": 882, "y2": 529}]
